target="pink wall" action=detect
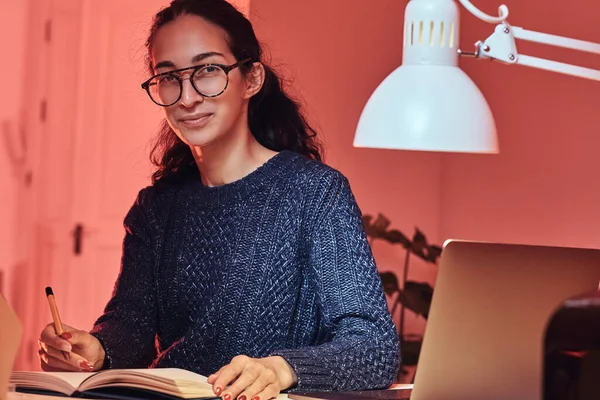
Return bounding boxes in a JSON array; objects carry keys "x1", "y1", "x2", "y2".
[
  {"x1": 0, "y1": 0, "x2": 28, "y2": 299},
  {"x1": 441, "y1": 0, "x2": 600, "y2": 247}
]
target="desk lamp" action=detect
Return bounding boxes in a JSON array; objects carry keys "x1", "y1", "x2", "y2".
[{"x1": 354, "y1": 0, "x2": 600, "y2": 154}]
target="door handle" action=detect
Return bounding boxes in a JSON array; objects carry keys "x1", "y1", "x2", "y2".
[{"x1": 73, "y1": 223, "x2": 84, "y2": 255}]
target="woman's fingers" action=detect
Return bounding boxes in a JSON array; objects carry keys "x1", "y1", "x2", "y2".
[
  {"x1": 212, "y1": 367, "x2": 242, "y2": 398},
  {"x1": 211, "y1": 356, "x2": 293, "y2": 400},
  {"x1": 248, "y1": 383, "x2": 280, "y2": 400},
  {"x1": 237, "y1": 371, "x2": 277, "y2": 400},
  {"x1": 38, "y1": 340, "x2": 94, "y2": 372},
  {"x1": 207, "y1": 366, "x2": 227, "y2": 395},
  {"x1": 218, "y1": 356, "x2": 280, "y2": 400},
  {"x1": 39, "y1": 348, "x2": 81, "y2": 372},
  {"x1": 38, "y1": 321, "x2": 104, "y2": 372},
  {"x1": 207, "y1": 365, "x2": 225, "y2": 384},
  {"x1": 222, "y1": 365, "x2": 262, "y2": 399},
  {"x1": 39, "y1": 323, "x2": 71, "y2": 353}
]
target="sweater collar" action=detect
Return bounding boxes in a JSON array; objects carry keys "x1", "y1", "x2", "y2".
[{"x1": 184, "y1": 150, "x2": 300, "y2": 206}]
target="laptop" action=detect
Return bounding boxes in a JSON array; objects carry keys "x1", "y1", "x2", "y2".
[
  {"x1": 0, "y1": 294, "x2": 22, "y2": 400},
  {"x1": 410, "y1": 240, "x2": 600, "y2": 400}
]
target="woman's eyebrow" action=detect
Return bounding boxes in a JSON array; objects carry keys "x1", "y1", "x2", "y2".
[{"x1": 153, "y1": 51, "x2": 226, "y2": 70}]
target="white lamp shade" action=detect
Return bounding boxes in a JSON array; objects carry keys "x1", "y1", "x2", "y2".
[
  {"x1": 354, "y1": 0, "x2": 499, "y2": 154},
  {"x1": 354, "y1": 63, "x2": 498, "y2": 153}
]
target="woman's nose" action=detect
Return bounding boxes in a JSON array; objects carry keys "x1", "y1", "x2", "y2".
[{"x1": 179, "y1": 78, "x2": 204, "y2": 107}]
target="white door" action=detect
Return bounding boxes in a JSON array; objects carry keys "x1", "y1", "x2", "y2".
[
  {"x1": 15, "y1": 0, "x2": 169, "y2": 370},
  {"x1": 55, "y1": 0, "x2": 169, "y2": 333},
  {"x1": 13, "y1": 0, "x2": 85, "y2": 371},
  {"x1": 16, "y1": 0, "x2": 251, "y2": 371}
]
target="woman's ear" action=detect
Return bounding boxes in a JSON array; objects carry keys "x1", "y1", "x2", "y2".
[{"x1": 243, "y1": 62, "x2": 266, "y2": 99}]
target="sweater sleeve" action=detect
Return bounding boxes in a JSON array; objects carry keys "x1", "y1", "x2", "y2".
[
  {"x1": 89, "y1": 187, "x2": 161, "y2": 369},
  {"x1": 271, "y1": 173, "x2": 401, "y2": 392}
]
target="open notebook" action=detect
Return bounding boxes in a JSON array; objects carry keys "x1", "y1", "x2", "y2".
[{"x1": 11, "y1": 368, "x2": 288, "y2": 400}]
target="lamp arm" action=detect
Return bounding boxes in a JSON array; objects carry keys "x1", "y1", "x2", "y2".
[
  {"x1": 512, "y1": 27, "x2": 600, "y2": 55},
  {"x1": 515, "y1": 55, "x2": 600, "y2": 82},
  {"x1": 456, "y1": 0, "x2": 509, "y2": 24},
  {"x1": 456, "y1": 1, "x2": 600, "y2": 81},
  {"x1": 466, "y1": 23, "x2": 600, "y2": 82}
]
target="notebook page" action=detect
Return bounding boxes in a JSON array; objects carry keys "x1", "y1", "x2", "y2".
[
  {"x1": 11, "y1": 371, "x2": 94, "y2": 394},
  {"x1": 89, "y1": 368, "x2": 207, "y2": 386}
]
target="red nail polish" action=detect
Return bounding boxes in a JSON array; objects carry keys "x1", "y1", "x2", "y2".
[
  {"x1": 223, "y1": 394, "x2": 232, "y2": 400},
  {"x1": 61, "y1": 332, "x2": 73, "y2": 340},
  {"x1": 79, "y1": 361, "x2": 93, "y2": 371},
  {"x1": 252, "y1": 396, "x2": 260, "y2": 400},
  {"x1": 239, "y1": 396, "x2": 247, "y2": 400},
  {"x1": 214, "y1": 387, "x2": 222, "y2": 396}
]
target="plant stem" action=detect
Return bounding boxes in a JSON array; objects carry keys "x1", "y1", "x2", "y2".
[{"x1": 399, "y1": 248, "x2": 411, "y2": 341}]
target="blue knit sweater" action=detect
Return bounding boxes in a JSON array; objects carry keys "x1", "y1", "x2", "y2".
[{"x1": 90, "y1": 150, "x2": 400, "y2": 392}]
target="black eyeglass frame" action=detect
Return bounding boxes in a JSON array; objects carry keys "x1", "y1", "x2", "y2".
[{"x1": 141, "y1": 57, "x2": 253, "y2": 107}]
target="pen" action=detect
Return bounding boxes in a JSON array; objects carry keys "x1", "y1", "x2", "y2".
[{"x1": 45, "y1": 286, "x2": 71, "y2": 361}]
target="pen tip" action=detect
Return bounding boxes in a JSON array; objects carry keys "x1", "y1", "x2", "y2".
[{"x1": 45, "y1": 287, "x2": 53, "y2": 296}]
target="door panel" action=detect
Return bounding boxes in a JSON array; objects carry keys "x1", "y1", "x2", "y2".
[{"x1": 64, "y1": 0, "x2": 169, "y2": 331}]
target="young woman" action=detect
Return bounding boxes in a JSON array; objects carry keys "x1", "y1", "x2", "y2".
[{"x1": 38, "y1": 0, "x2": 400, "y2": 398}]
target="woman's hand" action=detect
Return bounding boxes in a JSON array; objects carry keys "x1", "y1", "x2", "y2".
[
  {"x1": 38, "y1": 323, "x2": 106, "y2": 372},
  {"x1": 207, "y1": 355, "x2": 297, "y2": 400}
]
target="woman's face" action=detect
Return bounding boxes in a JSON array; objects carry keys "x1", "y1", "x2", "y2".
[{"x1": 150, "y1": 15, "x2": 251, "y2": 149}]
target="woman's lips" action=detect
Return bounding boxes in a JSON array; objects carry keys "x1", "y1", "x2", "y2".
[{"x1": 180, "y1": 113, "x2": 213, "y2": 128}]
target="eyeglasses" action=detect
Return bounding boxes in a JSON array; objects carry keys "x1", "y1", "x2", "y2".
[{"x1": 141, "y1": 58, "x2": 252, "y2": 107}]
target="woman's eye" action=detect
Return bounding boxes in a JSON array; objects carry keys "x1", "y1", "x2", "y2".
[
  {"x1": 159, "y1": 74, "x2": 177, "y2": 83},
  {"x1": 203, "y1": 66, "x2": 219, "y2": 74}
]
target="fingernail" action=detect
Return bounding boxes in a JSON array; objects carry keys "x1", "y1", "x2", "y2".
[
  {"x1": 214, "y1": 387, "x2": 222, "y2": 396},
  {"x1": 223, "y1": 394, "x2": 231, "y2": 400},
  {"x1": 61, "y1": 332, "x2": 73, "y2": 340},
  {"x1": 239, "y1": 396, "x2": 247, "y2": 400},
  {"x1": 63, "y1": 351, "x2": 71, "y2": 361},
  {"x1": 252, "y1": 396, "x2": 260, "y2": 400},
  {"x1": 79, "y1": 361, "x2": 93, "y2": 371}
]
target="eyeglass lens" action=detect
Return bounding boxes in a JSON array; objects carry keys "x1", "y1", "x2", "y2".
[{"x1": 148, "y1": 65, "x2": 228, "y2": 105}]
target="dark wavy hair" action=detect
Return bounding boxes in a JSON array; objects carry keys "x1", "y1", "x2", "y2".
[{"x1": 145, "y1": 0, "x2": 323, "y2": 184}]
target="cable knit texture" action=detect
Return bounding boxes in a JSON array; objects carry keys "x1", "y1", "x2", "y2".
[{"x1": 90, "y1": 150, "x2": 400, "y2": 392}]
